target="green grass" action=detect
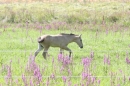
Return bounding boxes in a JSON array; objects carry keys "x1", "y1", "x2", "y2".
[
  {"x1": 0, "y1": 2, "x2": 130, "y2": 26},
  {"x1": 0, "y1": 1, "x2": 130, "y2": 86},
  {"x1": 0, "y1": 26, "x2": 130, "y2": 85}
]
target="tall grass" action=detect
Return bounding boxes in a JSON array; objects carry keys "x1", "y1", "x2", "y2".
[
  {"x1": 1, "y1": 0, "x2": 130, "y2": 3},
  {"x1": 0, "y1": 2, "x2": 130, "y2": 86},
  {"x1": 0, "y1": 2, "x2": 130, "y2": 28}
]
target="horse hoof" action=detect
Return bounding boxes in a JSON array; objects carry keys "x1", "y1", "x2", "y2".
[{"x1": 44, "y1": 57, "x2": 46, "y2": 60}]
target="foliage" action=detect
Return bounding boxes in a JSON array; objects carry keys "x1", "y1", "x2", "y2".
[
  {"x1": 0, "y1": 2, "x2": 130, "y2": 27},
  {"x1": 0, "y1": 2, "x2": 130, "y2": 86}
]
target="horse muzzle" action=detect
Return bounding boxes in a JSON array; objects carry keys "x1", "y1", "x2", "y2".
[{"x1": 80, "y1": 46, "x2": 83, "y2": 48}]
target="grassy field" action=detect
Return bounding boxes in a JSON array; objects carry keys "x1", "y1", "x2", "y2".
[
  {"x1": 0, "y1": 1, "x2": 130, "y2": 86},
  {"x1": 1, "y1": 0, "x2": 129, "y2": 3}
]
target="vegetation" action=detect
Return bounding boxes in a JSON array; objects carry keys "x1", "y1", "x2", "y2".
[{"x1": 0, "y1": 1, "x2": 130, "y2": 86}]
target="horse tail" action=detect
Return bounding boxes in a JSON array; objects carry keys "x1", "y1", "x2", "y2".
[{"x1": 38, "y1": 37, "x2": 44, "y2": 43}]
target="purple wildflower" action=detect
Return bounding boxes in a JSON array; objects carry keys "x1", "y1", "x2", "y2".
[
  {"x1": 33, "y1": 66, "x2": 42, "y2": 84},
  {"x1": 63, "y1": 56, "x2": 71, "y2": 66},
  {"x1": 45, "y1": 24, "x2": 51, "y2": 30},
  {"x1": 22, "y1": 74, "x2": 28, "y2": 86},
  {"x1": 68, "y1": 81, "x2": 71, "y2": 86},
  {"x1": 97, "y1": 79, "x2": 100, "y2": 85},
  {"x1": 25, "y1": 55, "x2": 42, "y2": 85},
  {"x1": 74, "y1": 84, "x2": 78, "y2": 86},
  {"x1": 37, "y1": 24, "x2": 42, "y2": 29},
  {"x1": 82, "y1": 72, "x2": 88, "y2": 80},
  {"x1": 58, "y1": 53, "x2": 63, "y2": 62},
  {"x1": 104, "y1": 55, "x2": 110, "y2": 65},
  {"x1": 119, "y1": 69, "x2": 123, "y2": 74},
  {"x1": 5, "y1": 60, "x2": 12, "y2": 85},
  {"x1": 58, "y1": 54, "x2": 71, "y2": 67},
  {"x1": 126, "y1": 57, "x2": 130, "y2": 64},
  {"x1": 91, "y1": 76, "x2": 96, "y2": 84},
  {"x1": 50, "y1": 73, "x2": 55, "y2": 80},
  {"x1": 15, "y1": 79, "x2": 18, "y2": 85},
  {"x1": 82, "y1": 84, "x2": 84, "y2": 86},
  {"x1": 7, "y1": 65, "x2": 12, "y2": 79},
  {"x1": 82, "y1": 57, "x2": 92, "y2": 67},
  {"x1": 30, "y1": 79, "x2": 34, "y2": 86},
  {"x1": 26, "y1": 54, "x2": 37, "y2": 72},
  {"x1": 68, "y1": 69, "x2": 72, "y2": 75},
  {"x1": 60, "y1": 67, "x2": 64, "y2": 73},
  {"x1": 62, "y1": 76, "x2": 67, "y2": 83},
  {"x1": 117, "y1": 84, "x2": 120, "y2": 86}
]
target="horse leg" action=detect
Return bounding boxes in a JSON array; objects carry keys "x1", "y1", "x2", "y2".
[
  {"x1": 63, "y1": 47, "x2": 72, "y2": 59},
  {"x1": 34, "y1": 43, "x2": 44, "y2": 57},
  {"x1": 60, "y1": 48, "x2": 64, "y2": 54},
  {"x1": 42, "y1": 47, "x2": 49, "y2": 59}
]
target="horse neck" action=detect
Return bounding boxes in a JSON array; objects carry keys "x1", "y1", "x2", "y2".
[{"x1": 65, "y1": 35, "x2": 75, "y2": 43}]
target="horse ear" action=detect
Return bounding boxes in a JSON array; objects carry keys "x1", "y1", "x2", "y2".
[{"x1": 79, "y1": 34, "x2": 82, "y2": 37}]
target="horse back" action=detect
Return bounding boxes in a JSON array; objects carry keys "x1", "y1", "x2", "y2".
[
  {"x1": 39, "y1": 34, "x2": 70, "y2": 47},
  {"x1": 48, "y1": 35, "x2": 68, "y2": 47}
]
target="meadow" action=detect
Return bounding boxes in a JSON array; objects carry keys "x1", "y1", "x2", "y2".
[{"x1": 0, "y1": 1, "x2": 130, "y2": 86}]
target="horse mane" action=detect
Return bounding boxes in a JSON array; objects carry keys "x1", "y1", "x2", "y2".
[
  {"x1": 38, "y1": 37, "x2": 44, "y2": 43},
  {"x1": 60, "y1": 33, "x2": 75, "y2": 35}
]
